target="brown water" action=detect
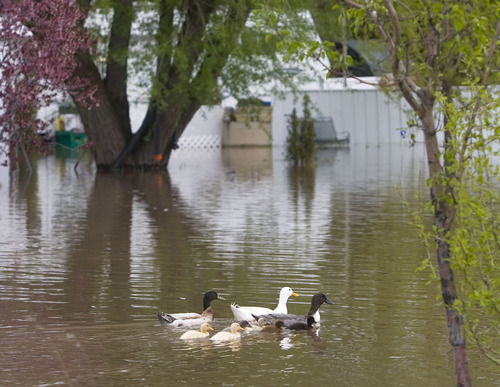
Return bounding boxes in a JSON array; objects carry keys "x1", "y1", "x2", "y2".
[{"x1": 0, "y1": 144, "x2": 498, "y2": 386}]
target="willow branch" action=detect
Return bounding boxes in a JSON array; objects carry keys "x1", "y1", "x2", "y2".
[{"x1": 459, "y1": 18, "x2": 500, "y2": 161}]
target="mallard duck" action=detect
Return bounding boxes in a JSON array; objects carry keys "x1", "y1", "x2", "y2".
[
  {"x1": 157, "y1": 290, "x2": 225, "y2": 328},
  {"x1": 253, "y1": 293, "x2": 334, "y2": 328},
  {"x1": 287, "y1": 315, "x2": 316, "y2": 331},
  {"x1": 230, "y1": 287, "x2": 299, "y2": 321},
  {"x1": 210, "y1": 322, "x2": 245, "y2": 342},
  {"x1": 259, "y1": 319, "x2": 285, "y2": 334},
  {"x1": 180, "y1": 323, "x2": 214, "y2": 339}
]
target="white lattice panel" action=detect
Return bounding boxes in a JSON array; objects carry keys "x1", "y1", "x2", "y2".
[
  {"x1": 178, "y1": 135, "x2": 221, "y2": 149},
  {"x1": 177, "y1": 106, "x2": 224, "y2": 149}
]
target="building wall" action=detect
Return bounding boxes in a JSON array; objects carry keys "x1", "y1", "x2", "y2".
[
  {"x1": 222, "y1": 107, "x2": 272, "y2": 147},
  {"x1": 271, "y1": 81, "x2": 424, "y2": 147},
  {"x1": 132, "y1": 79, "x2": 455, "y2": 150}
]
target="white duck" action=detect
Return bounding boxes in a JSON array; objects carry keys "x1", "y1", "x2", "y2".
[
  {"x1": 210, "y1": 322, "x2": 245, "y2": 342},
  {"x1": 230, "y1": 287, "x2": 299, "y2": 322},
  {"x1": 180, "y1": 323, "x2": 214, "y2": 339},
  {"x1": 157, "y1": 290, "x2": 225, "y2": 328}
]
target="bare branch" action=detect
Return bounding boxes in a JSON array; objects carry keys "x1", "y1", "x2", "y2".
[{"x1": 342, "y1": 0, "x2": 423, "y2": 112}]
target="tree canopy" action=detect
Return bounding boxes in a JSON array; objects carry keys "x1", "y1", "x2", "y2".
[{"x1": 0, "y1": 0, "x2": 316, "y2": 170}]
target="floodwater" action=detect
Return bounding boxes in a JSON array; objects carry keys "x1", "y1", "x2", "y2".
[{"x1": 0, "y1": 144, "x2": 498, "y2": 386}]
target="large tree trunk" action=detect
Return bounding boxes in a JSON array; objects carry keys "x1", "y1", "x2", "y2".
[
  {"x1": 72, "y1": 51, "x2": 127, "y2": 168},
  {"x1": 104, "y1": 0, "x2": 134, "y2": 137},
  {"x1": 72, "y1": 0, "x2": 132, "y2": 168}
]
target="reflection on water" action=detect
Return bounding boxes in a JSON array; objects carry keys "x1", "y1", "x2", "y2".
[{"x1": 0, "y1": 145, "x2": 498, "y2": 386}]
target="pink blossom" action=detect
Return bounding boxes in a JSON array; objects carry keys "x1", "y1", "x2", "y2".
[{"x1": 0, "y1": 0, "x2": 96, "y2": 164}]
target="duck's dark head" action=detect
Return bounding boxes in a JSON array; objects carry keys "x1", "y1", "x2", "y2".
[
  {"x1": 307, "y1": 293, "x2": 335, "y2": 314},
  {"x1": 275, "y1": 319, "x2": 285, "y2": 329},
  {"x1": 306, "y1": 315, "x2": 316, "y2": 327},
  {"x1": 203, "y1": 290, "x2": 226, "y2": 310},
  {"x1": 313, "y1": 293, "x2": 335, "y2": 305}
]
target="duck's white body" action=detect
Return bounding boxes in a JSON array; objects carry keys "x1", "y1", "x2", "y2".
[
  {"x1": 159, "y1": 309, "x2": 214, "y2": 328},
  {"x1": 230, "y1": 287, "x2": 298, "y2": 321},
  {"x1": 158, "y1": 291, "x2": 225, "y2": 328},
  {"x1": 230, "y1": 305, "x2": 274, "y2": 322},
  {"x1": 210, "y1": 323, "x2": 244, "y2": 342},
  {"x1": 180, "y1": 323, "x2": 213, "y2": 339}
]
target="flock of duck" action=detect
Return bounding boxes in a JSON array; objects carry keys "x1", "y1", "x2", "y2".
[{"x1": 157, "y1": 287, "x2": 335, "y2": 342}]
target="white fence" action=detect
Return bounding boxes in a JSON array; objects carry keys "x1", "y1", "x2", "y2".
[
  {"x1": 177, "y1": 106, "x2": 224, "y2": 149},
  {"x1": 130, "y1": 104, "x2": 225, "y2": 149}
]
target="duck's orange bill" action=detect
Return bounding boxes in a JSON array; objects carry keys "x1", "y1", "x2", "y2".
[{"x1": 292, "y1": 292, "x2": 299, "y2": 297}]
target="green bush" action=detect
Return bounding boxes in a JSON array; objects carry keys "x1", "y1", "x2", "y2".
[{"x1": 285, "y1": 95, "x2": 316, "y2": 165}]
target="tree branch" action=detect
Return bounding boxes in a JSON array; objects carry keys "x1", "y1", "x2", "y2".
[{"x1": 343, "y1": 0, "x2": 422, "y2": 113}]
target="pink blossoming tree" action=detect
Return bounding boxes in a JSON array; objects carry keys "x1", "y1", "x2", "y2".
[{"x1": 0, "y1": 0, "x2": 94, "y2": 167}]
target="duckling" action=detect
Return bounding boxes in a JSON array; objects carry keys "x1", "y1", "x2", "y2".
[
  {"x1": 259, "y1": 319, "x2": 285, "y2": 334},
  {"x1": 230, "y1": 287, "x2": 299, "y2": 322},
  {"x1": 247, "y1": 318, "x2": 269, "y2": 332},
  {"x1": 210, "y1": 322, "x2": 245, "y2": 342},
  {"x1": 157, "y1": 290, "x2": 225, "y2": 328},
  {"x1": 180, "y1": 323, "x2": 214, "y2": 339},
  {"x1": 229, "y1": 318, "x2": 268, "y2": 333},
  {"x1": 221, "y1": 320, "x2": 251, "y2": 332},
  {"x1": 253, "y1": 293, "x2": 334, "y2": 328},
  {"x1": 239, "y1": 320, "x2": 251, "y2": 331},
  {"x1": 287, "y1": 315, "x2": 316, "y2": 331}
]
